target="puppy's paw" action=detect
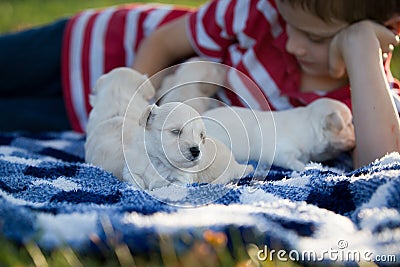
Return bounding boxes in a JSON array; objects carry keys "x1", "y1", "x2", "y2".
[
  {"x1": 227, "y1": 163, "x2": 254, "y2": 182},
  {"x1": 242, "y1": 164, "x2": 254, "y2": 177},
  {"x1": 284, "y1": 160, "x2": 306, "y2": 172},
  {"x1": 122, "y1": 166, "x2": 145, "y2": 189}
]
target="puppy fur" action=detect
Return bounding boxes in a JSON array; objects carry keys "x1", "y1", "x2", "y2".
[
  {"x1": 195, "y1": 137, "x2": 254, "y2": 184},
  {"x1": 203, "y1": 98, "x2": 356, "y2": 171},
  {"x1": 123, "y1": 102, "x2": 253, "y2": 190},
  {"x1": 86, "y1": 67, "x2": 155, "y2": 132},
  {"x1": 85, "y1": 67, "x2": 155, "y2": 179},
  {"x1": 85, "y1": 68, "x2": 252, "y2": 190},
  {"x1": 156, "y1": 57, "x2": 225, "y2": 114}
]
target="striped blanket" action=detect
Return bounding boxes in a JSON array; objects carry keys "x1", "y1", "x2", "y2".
[{"x1": 0, "y1": 131, "x2": 399, "y2": 264}]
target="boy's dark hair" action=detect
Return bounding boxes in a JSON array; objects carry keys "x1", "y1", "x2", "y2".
[{"x1": 280, "y1": 0, "x2": 400, "y2": 24}]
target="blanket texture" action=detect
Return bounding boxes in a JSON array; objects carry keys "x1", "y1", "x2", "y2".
[{"x1": 0, "y1": 131, "x2": 399, "y2": 264}]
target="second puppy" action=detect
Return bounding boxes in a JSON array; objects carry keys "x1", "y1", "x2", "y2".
[
  {"x1": 85, "y1": 67, "x2": 155, "y2": 179},
  {"x1": 156, "y1": 57, "x2": 225, "y2": 114},
  {"x1": 203, "y1": 98, "x2": 356, "y2": 171}
]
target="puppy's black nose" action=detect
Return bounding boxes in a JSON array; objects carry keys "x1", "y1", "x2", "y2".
[{"x1": 189, "y1": 146, "x2": 200, "y2": 159}]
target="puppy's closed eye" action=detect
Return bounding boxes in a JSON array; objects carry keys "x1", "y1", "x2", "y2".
[
  {"x1": 200, "y1": 132, "x2": 206, "y2": 144},
  {"x1": 171, "y1": 129, "x2": 181, "y2": 135}
]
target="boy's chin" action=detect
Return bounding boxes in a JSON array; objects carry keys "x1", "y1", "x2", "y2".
[{"x1": 300, "y1": 66, "x2": 331, "y2": 77}]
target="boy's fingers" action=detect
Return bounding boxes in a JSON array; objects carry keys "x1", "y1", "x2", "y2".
[
  {"x1": 329, "y1": 21, "x2": 398, "y2": 79},
  {"x1": 373, "y1": 22, "x2": 399, "y2": 53}
]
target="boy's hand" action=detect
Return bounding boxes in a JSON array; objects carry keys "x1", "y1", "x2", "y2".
[{"x1": 329, "y1": 20, "x2": 399, "y2": 79}]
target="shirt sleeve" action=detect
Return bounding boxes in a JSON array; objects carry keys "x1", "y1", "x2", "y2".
[{"x1": 186, "y1": 0, "x2": 247, "y2": 62}]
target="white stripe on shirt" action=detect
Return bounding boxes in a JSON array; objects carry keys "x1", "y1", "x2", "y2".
[
  {"x1": 215, "y1": 0, "x2": 230, "y2": 38},
  {"x1": 233, "y1": 0, "x2": 249, "y2": 35},
  {"x1": 125, "y1": 6, "x2": 151, "y2": 67},
  {"x1": 89, "y1": 7, "x2": 116, "y2": 89},
  {"x1": 196, "y1": 2, "x2": 221, "y2": 51},
  {"x1": 228, "y1": 45, "x2": 243, "y2": 67},
  {"x1": 257, "y1": 0, "x2": 283, "y2": 38},
  {"x1": 228, "y1": 68, "x2": 261, "y2": 109},
  {"x1": 233, "y1": 0, "x2": 256, "y2": 48},
  {"x1": 144, "y1": 6, "x2": 173, "y2": 37},
  {"x1": 69, "y1": 10, "x2": 94, "y2": 129},
  {"x1": 243, "y1": 49, "x2": 293, "y2": 110}
]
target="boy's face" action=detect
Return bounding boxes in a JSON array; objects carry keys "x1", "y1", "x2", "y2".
[{"x1": 276, "y1": 1, "x2": 348, "y2": 77}]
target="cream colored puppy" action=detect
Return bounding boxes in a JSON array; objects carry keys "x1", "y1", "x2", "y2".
[
  {"x1": 86, "y1": 67, "x2": 155, "y2": 133},
  {"x1": 156, "y1": 57, "x2": 225, "y2": 114},
  {"x1": 123, "y1": 102, "x2": 253, "y2": 190},
  {"x1": 85, "y1": 68, "x2": 252, "y2": 189},
  {"x1": 203, "y1": 98, "x2": 356, "y2": 171},
  {"x1": 85, "y1": 67, "x2": 155, "y2": 178}
]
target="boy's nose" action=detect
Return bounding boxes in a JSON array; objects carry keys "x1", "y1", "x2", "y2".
[
  {"x1": 286, "y1": 26, "x2": 307, "y2": 57},
  {"x1": 285, "y1": 34, "x2": 307, "y2": 57}
]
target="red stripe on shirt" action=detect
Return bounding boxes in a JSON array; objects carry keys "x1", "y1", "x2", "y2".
[
  {"x1": 61, "y1": 15, "x2": 83, "y2": 133},
  {"x1": 223, "y1": 0, "x2": 236, "y2": 37},
  {"x1": 81, "y1": 13, "x2": 99, "y2": 118},
  {"x1": 104, "y1": 8, "x2": 129, "y2": 74},
  {"x1": 233, "y1": 60, "x2": 273, "y2": 110},
  {"x1": 134, "y1": 8, "x2": 156, "y2": 52},
  {"x1": 158, "y1": 7, "x2": 190, "y2": 26},
  {"x1": 188, "y1": 3, "x2": 224, "y2": 59}
]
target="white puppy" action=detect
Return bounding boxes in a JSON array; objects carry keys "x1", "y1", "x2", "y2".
[
  {"x1": 86, "y1": 67, "x2": 155, "y2": 133},
  {"x1": 203, "y1": 98, "x2": 356, "y2": 171},
  {"x1": 156, "y1": 57, "x2": 225, "y2": 114},
  {"x1": 123, "y1": 102, "x2": 253, "y2": 190},
  {"x1": 85, "y1": 68, "x2": 252, "y2": 190},
  {"x1": 85, "y1": 67, "x2": 155, "y2": 179}
]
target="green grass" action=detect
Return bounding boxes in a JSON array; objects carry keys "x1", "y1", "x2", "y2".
[
  {"x1": 0, "y1": 230, "x2": 303, "y2": 267},
  {"x1": 391, "y1": 48, "x2": 400, "y2": 79},
  {"x1": 0, "y1": 0, "x2": 206, "y2": 33}
]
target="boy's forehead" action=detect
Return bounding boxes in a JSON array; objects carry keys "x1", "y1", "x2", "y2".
[{"x1": 276, "y1": 0, "x2": 348, "y2": 36}]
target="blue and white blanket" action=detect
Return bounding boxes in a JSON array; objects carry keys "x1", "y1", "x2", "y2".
[{"x1": 0, "y1": 131, "x2": 399, "y2": 264}]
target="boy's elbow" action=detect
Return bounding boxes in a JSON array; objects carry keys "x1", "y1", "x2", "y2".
[{"x1": 133, "y1": 16, "x2": 196, "y2": 75}]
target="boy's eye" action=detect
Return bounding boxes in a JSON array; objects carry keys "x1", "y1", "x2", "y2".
[{"x1": 307, "y1": 35, "x2": 330, "y2": 44}]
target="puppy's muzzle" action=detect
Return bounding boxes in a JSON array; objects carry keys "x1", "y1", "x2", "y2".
[{"x1": 189, "y1": 146, "x2": 201, "y2": 160}]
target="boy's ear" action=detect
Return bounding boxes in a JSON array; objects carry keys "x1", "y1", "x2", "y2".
[{"x1": 384, "y1": 15, "x2": 400, "y2": 34}]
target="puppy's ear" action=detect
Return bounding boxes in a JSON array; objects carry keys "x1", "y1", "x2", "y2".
[
  {"x1": 323, "y1": 111, "x2": 344, "y2": 133},
  {"x1": 139, "y1": 104, "x2": 157, "y2": 127}
]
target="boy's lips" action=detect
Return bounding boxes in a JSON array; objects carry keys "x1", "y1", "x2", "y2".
[
  {"x1": 297, "y1": 59, "x2": 312, "y2": 66},
  {"x1": 297, "y1": 59, "x2": 315, "y2": 69}
]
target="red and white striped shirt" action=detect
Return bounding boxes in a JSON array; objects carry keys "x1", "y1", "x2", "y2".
[
  {"x1": 62, "y1": 0, "x2": 399, "y2": 132},
  {"x1": 61, "y1": 4, "x2": 192, "y2": 132}
]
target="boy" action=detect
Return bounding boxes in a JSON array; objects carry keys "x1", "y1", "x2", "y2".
[
  {"x1": 130, "y1": 0, "x2": 400, "y2": 168},
  {"x1": 1, "y1": 0, "x2": 400, "y2": 168}
]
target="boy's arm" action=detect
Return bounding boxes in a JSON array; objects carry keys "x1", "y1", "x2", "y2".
[
  {"x1": 330, "y1": 20, "x2": 400, "y2": 168},
  {"x1": 132, "y1": 15, "x2": 196, "y2": 77}
]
